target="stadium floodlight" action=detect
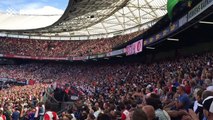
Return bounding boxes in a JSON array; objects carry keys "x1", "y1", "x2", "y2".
[
  {"x1": 199, "y1": 21, "x2": 213, "y2": 24},
  {"x1": 167, "y1": 38, "x2": 179, "y2": 41},
  {"x1": 146, "y1": 47, "x2": 155, "y2": 49}
]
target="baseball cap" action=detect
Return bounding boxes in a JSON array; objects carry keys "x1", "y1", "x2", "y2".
[{"x1": 203, "y1": 96, "x2": 213, "y2": 113}]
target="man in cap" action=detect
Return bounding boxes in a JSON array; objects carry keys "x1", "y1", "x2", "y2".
[{"x1": 203, "y1": 96, "x2": 213, "y2": 120}]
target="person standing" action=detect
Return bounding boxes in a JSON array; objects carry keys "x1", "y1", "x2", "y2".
[
  {"x1": 43, "y1": 104, "x2": 58, "y2": 120},
  {"x1": 0, "y1": 109, "x2": 6, "y2": 120},
  {"x1": 12, "y1": 108, "x2": 20, "y2": 120}
]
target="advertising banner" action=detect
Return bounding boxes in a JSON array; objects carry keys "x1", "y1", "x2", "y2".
[
  {"x1": 188, "y1": 0, "x2": 213, "y2": 21},
  {"x1": 134, "y1": 40, "x2": 143, "y2": 54},
  {"x1": 4, "y1": 54, "x2": 15, "y2": 58},
  {"x1": 126, "y1": 44, "x2": 135, "y2": 55},
  {"x1": 108, "y1": 49, "x2": 125, "y2": 57},
  {"x1": 3, "y1": 54, "x2": 68, "y2": 61},
  {"x1": 41, "y1": 57, "x2": 68, "y2": 60},
  {"x1": 73, "y1": 56, "x2": 88, "y2": 61},
  {"x1": 13, "y1": 55, "x2": 32, "y2": 59},
  {"x1": 179, "y1": 15, "x2": 188, "y2": 27},
  {"x1": 144, "y1": 0, "x2": 212, "y2": 46},
  {"x1": 98, "y1": 54, "x2": 106, "y2": 58},
  {"x1": 145, "y1": 19, "x2": 180, "y2": 45},
  {"x1": 89, "y1": 55, "x2": 97, "y2": 59}
]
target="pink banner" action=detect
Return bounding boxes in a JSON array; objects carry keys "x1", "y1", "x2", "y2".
[
  {"x1": 126, "y1": 44, "x2": 135, "y2": 55},
  {"x1": 134, "y1": 40, "x2": 143, "y2": 54},
  {"x1": 125, "y1": 39, "x2": 143, "y2": 55}
]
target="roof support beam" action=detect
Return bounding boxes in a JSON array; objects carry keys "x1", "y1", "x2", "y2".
[
  {"x1": 128, "y1": 2, "x2": 156, "y2": 18},
  {"x1": 101, "y1": 22, "x2": 109, "y2": 34},
  {"x1": 144, "y1": 0, "x2": 158, "y2": 18},
  {"x1": 127, "y1": 6, "x2": 140, "y2": 24},
  {"x1": 114, "y1": 14, "x2": 125, "y2": 30},
  {"x1": 117, "y1": 11, "x2": 138, "y2": 25}
]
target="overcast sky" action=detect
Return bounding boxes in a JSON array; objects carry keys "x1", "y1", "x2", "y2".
[{"x1": 0, "y1": 0, "x2": 68, "y2": 15}]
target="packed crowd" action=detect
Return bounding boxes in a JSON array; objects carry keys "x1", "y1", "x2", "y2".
[
  {"x1": 0, "y1": 50, "x2": 213, "y2": 120},
  {"x1": 0, "y1": 84, "x2": 47, "y2": 120},
  {"x1": 0, "y1": 31, "x2": 143, "y2": 57}
]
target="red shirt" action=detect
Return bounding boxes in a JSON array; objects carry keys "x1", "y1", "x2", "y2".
[
  {"x1": 185, "y1": 85, "x2": 191, "y2": 94},
  {"x1": 121, "y1": 110, "x2": 130, "y2": 120},
  {"x1": 44, "y1": 111, "x2": 58, "y2": 120},
  {"x1": 0, "y1": 115, "x2": 6, "y2": 120}
]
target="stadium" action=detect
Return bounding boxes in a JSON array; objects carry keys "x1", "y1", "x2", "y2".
[{"x1": 0, "y1": 0, "x2": 213, "y2": 120}]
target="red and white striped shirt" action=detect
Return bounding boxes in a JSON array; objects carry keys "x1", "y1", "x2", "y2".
[
  {"x1": 0, "y1": 115, "x2": 6, "y2": 120},
  {"x1": 121, "y1": 110, "x2": 130, "y2": 120},
  {"x1": 44, "y1": 111, "x2": 59, "y2": 120}
]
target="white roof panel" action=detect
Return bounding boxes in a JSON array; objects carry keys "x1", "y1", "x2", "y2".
[
  {"x1": 0, "y1": 0, "x2": 167, "y2": 37},
  {"x1": 0, "y1": 13, "x2": 62, "y2": 30}
]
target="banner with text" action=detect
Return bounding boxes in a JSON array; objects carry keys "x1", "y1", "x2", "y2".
[
  {"x1": 73, "y1": 56, "x2": 88, "y2": 60},
  {"x1": 107, "y1": 49, "x2": 124, "y2": 57},
  {"x1": 188, "y1": 0, "x2": 213, "y2": 21},
  {"x1": 125, "y1": 44, "x2": 135, "y2": 55},
  {"x1": 134, "y1": 40, "x2": 143, "y2": 54},
  {"x1": 125, "y1": 39, "x2": 143, "y2": 55}
]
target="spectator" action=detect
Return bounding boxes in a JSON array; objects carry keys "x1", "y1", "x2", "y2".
[
  {"x1": 142, "y1": 105, "x2": 155, "y2": 120},
  {"x1": 120, "y1": 102, "x2": 130, "y2": 120},
  {"x1": 0, "y1": 109, "x2": 6, "y2": 120},
  {"x1": 193, "y1": 88, "x2": 204, "y2": 120},
  {"x1": 43, "y1": 103, "x2": 58, "y2": 120},
  {"x1": 11, "y1": 108, "x2": 20, "y2": 120},
  {"x1": 0, "y1": 46, "x2": 213, "y2": 120},
  {"x1": 202, "y1": 96, "x2": 213, "y2": 120},
  {"x1": 131, "y1": 108, "x2": 148, "y2": 120},
  {"x1": 202, "y1": 90, "x2": 213, "y2": 100},
  {"x1": 175, "y1": 85, "x2": 190, "y2": 110},
  {"x1": 145, "y1": 93, "x2": 170, "y2": 120},
  {"x1": 97, "y1": 113, "x2": 111, "y2": 120},
  {"x1": 0, "y1": 29, "x2": 145, "y2": 57}
]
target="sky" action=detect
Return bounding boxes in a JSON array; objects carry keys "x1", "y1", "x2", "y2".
[{"x1": 0, "y1": 0, "x2": 69, "y2": 15}]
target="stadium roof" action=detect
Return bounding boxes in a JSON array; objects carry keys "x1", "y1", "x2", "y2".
[{"x1": 0, "y1": 0, "x2": 167, "y2": 37}]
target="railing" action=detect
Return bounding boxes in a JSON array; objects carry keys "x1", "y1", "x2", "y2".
[
  {"x1": 43, "y1": 87, "x2": 75, "y2": 114},
  {"x1": 57, "y1": 102, "x2": 74, "y2": 117},
  {"x1": 43, "y1": 88, "x2": 59, "y2": 103}
]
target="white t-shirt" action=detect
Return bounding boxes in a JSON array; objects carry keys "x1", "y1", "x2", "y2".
[{"x1": 207, "y1": 86, "x2": 213, "y2": 91}]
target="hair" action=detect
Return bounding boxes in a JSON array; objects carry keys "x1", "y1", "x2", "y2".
[
  {"x1": 118, "y1": 102, "x2": 125, "y2": 110},
  {"x1": 63, "y1": 114, "x2": 73, "y2": 120},
  {"x1": 132, "y1": 108, "x2": 148, "y2": 120},
  {"x1": 88, "y1": 113, "x2": 95, "y2": 120},
  {"x1": 97, "y1": 113, "x2": 111, "y2": 120},
  {"x1": 131, "y1": 101, "x2": 137, "y2": 108},
  {"x1": 145, "y1": 93, "x2": 162, "y2": 110},
  {"x1": 204, "y1": 79, "x2": 212, "y2": 85},
  {"x1": 196, "y1": 89, "x2": 204, "y2": 98},
  {"x1": 142, "y1": 105, "x2": 155, "y2": 120},
  {"x1": 179, "y1": 85, "x2": 186, "y2": 92},
  {"x1": 190, "y1": 80, "x2": 196, "y2": 87},
  {"x1": 202, "y1": 90, "x2": 213, "y2": 100}
]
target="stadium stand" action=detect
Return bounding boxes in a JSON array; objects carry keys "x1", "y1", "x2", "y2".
[
  {"x1": 0, "y1": 0, "x2": 212, "y2": 120},
  {"x1": 0, "y1": 30, "x2": 143, "y2": 57},
  {"x1": 0, "y1": 49, "x2": 213, "y2": 119}
]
